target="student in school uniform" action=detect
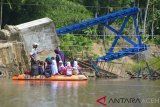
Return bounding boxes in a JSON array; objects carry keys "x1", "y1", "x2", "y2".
[{"x1": 65, "y1": 62, "x2": 73, "y2": 76}]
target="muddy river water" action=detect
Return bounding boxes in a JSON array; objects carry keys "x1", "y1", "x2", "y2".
[{"x1": 0, "y1": 79, "x2": 160, "y2": 107}]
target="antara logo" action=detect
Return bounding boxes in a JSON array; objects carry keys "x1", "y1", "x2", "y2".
[
  {"x1": 96, "y1": 96, "x2": 107, "y2": 107},
  {"x1": 96, "y1": 96, "x2": 141, "y2": 107}
]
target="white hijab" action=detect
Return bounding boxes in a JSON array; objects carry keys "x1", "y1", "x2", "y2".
[
  {"x1": 59, "y1": 61, "x2": 64, "y2": 67},
  {"x1": 67, "y1": 62, "x2": 71, "y2": 66},
  {"x1": 73, "y1": 61, "x2": 78, "y2": 67}
]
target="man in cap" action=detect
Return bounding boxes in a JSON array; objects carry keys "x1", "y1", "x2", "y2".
[
  {"x1": 29, "y1": 42, "x2": 40, "y2": 78},
  {"x1": 30, "y1": 42, "x2": 39, "y2": 61}
]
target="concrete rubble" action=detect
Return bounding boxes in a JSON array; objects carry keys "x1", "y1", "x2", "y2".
[{"x1": 0, "y1": 17, "x2": 59, "y2": 78}]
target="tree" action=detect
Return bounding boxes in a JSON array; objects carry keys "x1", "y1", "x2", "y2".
[
  {"x1": 2, "y1": 0, "x2": 23, "y2": 26},
  {"x1": 143, "y1": 0, "x2": 150, "y2": 36},
  {"x1": 2, "y1": 0, "x2": 160, "y2": 36},
  {"x1": 2, "y1": 0, "x2": 92, "y2": 28},
  {"x1": 149, "y1": 0, "x2": 160, "y2": 35},
  {"x1": 59, "y1": 34, "x2": 93, "y2": 58}
]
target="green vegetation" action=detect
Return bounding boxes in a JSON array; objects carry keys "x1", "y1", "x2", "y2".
[
  {"x1": 59, "y1": 34, "x2": 93, "y2": 59},
  {"x1": 131, "y1": 56, "x2": 160, "y2": 73},
  {"x1": 3, "y1": 0, "x2": 92, "y2": 28},
  {"x1": 2, "y1": 0, "x2": 160, "y2": 35}
]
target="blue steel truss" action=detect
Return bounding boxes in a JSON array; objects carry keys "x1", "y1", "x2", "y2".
[{"x1": 56, "y1": 7, "x2": 148, "y2": 62}]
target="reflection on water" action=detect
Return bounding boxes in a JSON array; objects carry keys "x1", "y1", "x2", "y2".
[
  {"x1": 0, "y1": 79, "x2": 160, "y2": 107},
  {"x1": 12, "y1": 81, "x2": 87, "y2": 88}
]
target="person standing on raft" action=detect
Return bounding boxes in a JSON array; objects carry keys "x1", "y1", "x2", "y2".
[
  {"x1": 29, "y1": 42, "x2": 40, "y2": 78},
  {"x1": 30, "y1": 42, "x2": 44, "y2": 66},
  {"x1": 30, "y1": 42, "x2": 39, "y2": 61},
  {"x1": 54, "y1": 47, "x2": 65, "y2": 66}
]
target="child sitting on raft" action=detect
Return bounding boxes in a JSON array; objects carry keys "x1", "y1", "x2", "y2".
[
  {"x1": 58, "y1": 61, "x2": 66, "y2": 75},
  {"x1": 25, "y1": 52, "x2": 82, "y2": 78},
  {"x1": 51, "y1": 57, "x2": 59, "y2": 75},
  {"x1": 24, "y1": 70, "x2": 30, "y2": 79},
  {"x1": 44, "y1": 57, "x2": 52, "y2": 78},
  {"x1": 65, "y1": 62, "x2": 73, "y2": 76},
  {"x1": 72, "y1": 61, "x2": 81, "y2": 75}
]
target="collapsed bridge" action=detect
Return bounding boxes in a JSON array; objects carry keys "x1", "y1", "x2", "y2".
[{"x1": 56, "y1": 7, "x2": 148, "y2": 62}]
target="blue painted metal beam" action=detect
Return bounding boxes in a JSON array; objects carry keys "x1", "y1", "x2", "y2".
[
  {"x1": 121, "y1": 36, "x2": 137, "y2": 46},
  {"x1": 105, "y1": 24, "x2": 137, "y2": 46},
  {"x1": 108, "y1": 16, "x2": 130, "y2": 53},
  {"x1": 97, "y1": 44, "x2": 148, "y2": 62},
  {"x1": 105, "y1": 24, "x2": 119, "y2": 34},
  {"x1": 56, "y1": 7, "x2": 139, "y2": 35},
  {"x1": 56, "y1": 6, "x2": 148, "y2": 63},
  {"x1": 99, "y1": 14, "x2": 146, "y2": 62}
]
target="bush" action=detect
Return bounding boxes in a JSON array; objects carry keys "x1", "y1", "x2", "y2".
[
  {"x1": 59, "y1": 34, "x2": 93, "y2": 59},
  {"x1": 132, "y1": 56, "x2": 160, "y2": 73}
]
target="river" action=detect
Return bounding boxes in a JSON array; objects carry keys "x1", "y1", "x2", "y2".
[{"x1": 0, "y1": 79, "x2": 160, "y2": 107}]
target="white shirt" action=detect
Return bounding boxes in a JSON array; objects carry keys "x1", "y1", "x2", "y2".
[
  {"x1": 51, "y1": 60, "x2": 58, "y2": 75},
  {"x1": 31, "y1": 48, "x2": 38, "y2": 60}
]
